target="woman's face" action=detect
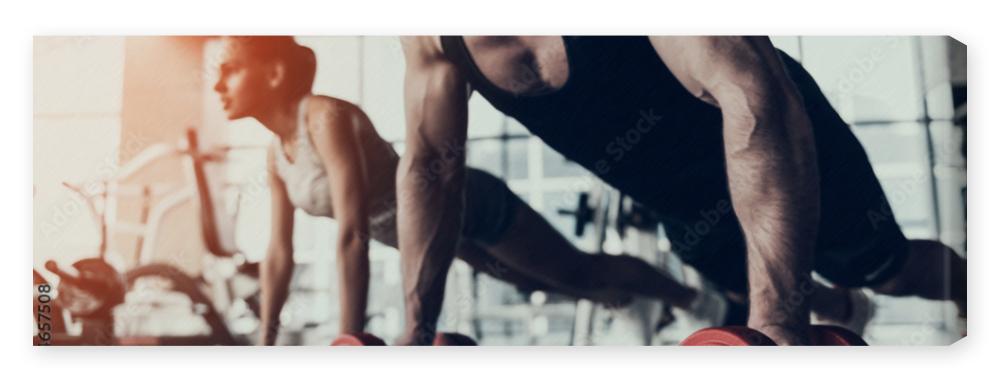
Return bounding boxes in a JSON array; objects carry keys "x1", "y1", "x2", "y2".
[{"x1": 213, "y1": 40, "x2": 271, "y2": 120}]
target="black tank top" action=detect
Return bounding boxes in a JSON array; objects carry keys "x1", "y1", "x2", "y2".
[{"x1": 441, "y1": 36, "x2": 854, "y2": 225}]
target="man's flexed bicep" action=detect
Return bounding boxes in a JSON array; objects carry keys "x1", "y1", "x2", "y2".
[
  {"x1": 396, "y1": 36, "x2": 469, "y2": 344},
  {"x1": 648, "y1": 36, "x2": 820, "y2": 345}
]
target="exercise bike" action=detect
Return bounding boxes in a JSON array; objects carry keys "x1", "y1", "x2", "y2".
[{"x1": 35, "y1": 128, "x2": 265, "y2": 345}]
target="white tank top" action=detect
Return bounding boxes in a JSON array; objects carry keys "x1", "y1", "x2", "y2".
[{"x1": 272, "y1": 98, "x2": 400, "y2": 247}]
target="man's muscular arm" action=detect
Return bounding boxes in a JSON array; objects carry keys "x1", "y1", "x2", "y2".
[
  {"x1": 396, "y1": 36, "x2": 470, "y2": 344},
  {"x1": 648, "y1": 36, "x2": 820, "y2": 345}
]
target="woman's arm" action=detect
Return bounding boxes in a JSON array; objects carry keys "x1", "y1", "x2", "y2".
[
  {"x1": 305, "y1": 96, "x2": 372, "y2": 335},
  {"x1": 259, "y1": 147, "x2": 296, "y2": 345}
]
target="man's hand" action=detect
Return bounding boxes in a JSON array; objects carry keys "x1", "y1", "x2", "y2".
[
  {"x1": 393, "y1": 322, "x2": 440, "y2": 346},
  {"x1": 758, "y1": 324, "x2": 810, "y2": 346},
  {"x1": 648, "y1": 36, "x2": 820, "y2": 345}
]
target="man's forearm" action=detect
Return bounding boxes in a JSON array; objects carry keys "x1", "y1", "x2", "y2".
[
  {"x1": 723, "y1": 93, "x2": 819, "y2": 344},
  {"x1": 259, "y1": 247, "x2": 293, "y2": 345},
  {"x1": 396, "y1": 155, "x2": 465, "y2": 344}
]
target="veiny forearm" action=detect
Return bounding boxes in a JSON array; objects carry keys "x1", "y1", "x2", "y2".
[
  {"x1": 259, "y1": 245, "x2": 293, "y2": 345},
  {"x1": 721, "y1": 88, "x2": 819, "y2": 343},
  {"x1": 646, "y1": 36, "x2": 820, "y2": 343},
  {"x1": 336, "y1": 234, "x2": 370, "y2": 334},
  {"x1": 396, "y1": 152, "x2": 465, "y2": 344},
  {"x1": 397, "y1": 42, "x2": 470, "y2": 344}
]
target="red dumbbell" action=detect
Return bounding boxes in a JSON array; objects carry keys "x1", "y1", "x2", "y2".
[
  {"x1": 331, "y1": 332, "x2": 387, "y2": 346},
  {"x1": 681, "y1": 325, "x2": 867, "y2": 346},
  {"x1": 680, "y1": 326, "x2": 777, "y2": 346},
  {"x1": 433, "y1": 332, "x2": 478, "y2": 346}
]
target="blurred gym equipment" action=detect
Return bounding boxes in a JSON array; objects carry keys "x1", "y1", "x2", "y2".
[
  {"x1": 559, "y1": 185, "x2": 676, "y2": 345},
  {"x1": 35, "y1": 128, "x2": 266, "y2": 345}
]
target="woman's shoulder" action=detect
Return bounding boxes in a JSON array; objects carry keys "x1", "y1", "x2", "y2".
[
  {"x1": 303, "y1": 94, "x2": 364, "y2": 120},
  {"x1": 300, "y1": 95, "x2": 378, "y2": 147},
  {"x1": 305, "y1": 95, "x2": 374, "y2": 135}
]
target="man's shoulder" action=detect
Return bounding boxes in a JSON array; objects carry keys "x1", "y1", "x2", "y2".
[{"x1": 400, "y1": 36, "x2": 449, "y2": 66}]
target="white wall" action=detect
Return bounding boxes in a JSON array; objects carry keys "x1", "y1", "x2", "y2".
[{"x1": 33, "y1": 37, "x2": 125, "y2": 269}]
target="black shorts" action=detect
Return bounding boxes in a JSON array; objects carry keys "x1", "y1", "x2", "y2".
[
  {"x1": 371, "y1": 167, "x2": 517, "y2": 249},
  {"x1": 461, "y1": 168, "x2": 519, "y2": 244},
  {"x1": 658, "y1": 126, "x2": 910, "y2": 293}
]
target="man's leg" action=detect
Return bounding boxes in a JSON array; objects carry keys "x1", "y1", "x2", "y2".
[
  {"x1": 809, "y1": 283, "x2": 853, "y2": 322},
  {"x1": 454, "y1": 239, "x2": 551, "y2": 292},
  {"x1": 475, "y1": 198, "x2": 697, "y2": 308},
  {"x1": 870, "y1": 239, "x2": 967, "y2": 316}
]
